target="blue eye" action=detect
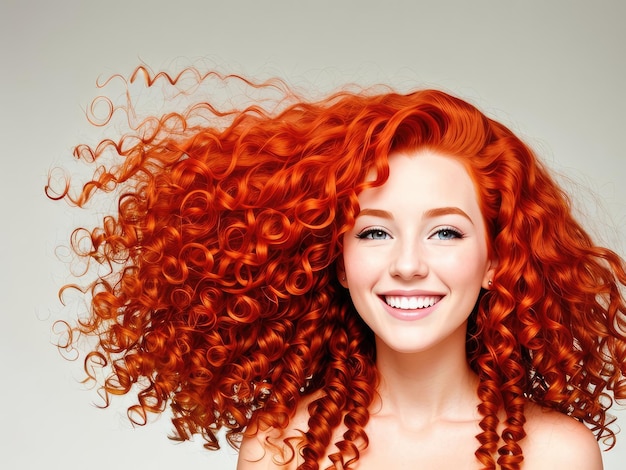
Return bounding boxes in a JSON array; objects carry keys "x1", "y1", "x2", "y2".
[
  {"x1": 357, "y1": 228, "x2": 391, "y2": 240},
  {"x1": 432, "y1": 227, "x2": 463, "y2": 240}
]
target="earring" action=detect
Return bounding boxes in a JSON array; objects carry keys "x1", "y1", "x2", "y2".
[{"x1": 488, "y1": 280, "x2": 493, "y2": 287}]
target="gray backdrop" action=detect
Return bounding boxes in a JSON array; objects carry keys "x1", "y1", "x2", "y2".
[{"x1": 1, "y1": 1, "x2": 624, "y2": 468}]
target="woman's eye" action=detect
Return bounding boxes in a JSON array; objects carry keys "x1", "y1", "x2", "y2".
[
  {"x1": 357, "y1": 228, "x2": 390, "y2": 240},
  {"x1": 432, "y1": 228, "x2": 463, "y2": 240}
]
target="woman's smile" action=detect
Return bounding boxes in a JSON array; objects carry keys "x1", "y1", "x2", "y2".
[
  {"x1": 381, "y1": 293, "x2": 444, "y2": 321},
  {"x1": 383, "y1": 294, "x2": 442, "y2": 310}
]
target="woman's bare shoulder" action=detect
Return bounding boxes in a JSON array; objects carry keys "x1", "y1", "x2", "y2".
[
  {"x1": 237, "y1": 392, "x2": 321, "y2": 470},
  {"x1": 521, "y1": 403, "x2": 603, "y2": 470},
  {"x1": 237, "y1": 425, "x2": 293, "y2": 470}
]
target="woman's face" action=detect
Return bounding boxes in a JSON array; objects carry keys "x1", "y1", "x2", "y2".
[{"x1": 339, "y1": 150, "x2": 495, "y2": 355}]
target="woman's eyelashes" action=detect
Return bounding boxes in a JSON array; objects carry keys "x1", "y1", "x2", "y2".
[
  {"x1": 429, "y1": 226, "x2": 464, "y2": 240},
  {"x1": 356, "y1": 227, "x2": 391, "y2": 240},
  {"x1": 356, "y1": 226, "x2": 465, "y2": 241}
]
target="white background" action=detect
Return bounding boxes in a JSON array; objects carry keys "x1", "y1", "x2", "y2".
[{"x1": 1, "y1": 1, "x2": 624, "y2": 468}]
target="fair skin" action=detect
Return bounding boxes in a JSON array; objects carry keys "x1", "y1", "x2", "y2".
[{"x1": 238, "y1": 151, "x2": 603, "y2": 469}]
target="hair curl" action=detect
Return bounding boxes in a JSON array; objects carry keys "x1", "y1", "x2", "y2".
[{"x1": 47, "y1": 67, "x2": 626, "y2": 470}]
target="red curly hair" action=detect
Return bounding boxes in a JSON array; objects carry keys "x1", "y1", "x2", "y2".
[{"x1": 47, "y1": 67, "x2": 626, "y2": 470}]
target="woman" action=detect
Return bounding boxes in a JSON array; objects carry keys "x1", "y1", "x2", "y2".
[{"x1": 48, "y1": 67, "x2": 626, "y2": 469}]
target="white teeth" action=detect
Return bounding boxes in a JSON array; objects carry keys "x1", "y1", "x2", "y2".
[{"x1": 385, "y1": 296, "x2": 440, "y2": 310}]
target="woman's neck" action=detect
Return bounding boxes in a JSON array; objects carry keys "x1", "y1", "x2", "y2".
[{"x1": 371, "y1": 322, "x2": 479, "y2": 430}]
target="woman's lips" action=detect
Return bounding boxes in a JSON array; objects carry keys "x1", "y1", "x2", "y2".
[{"x1": 379, "y1": 294, "x2": 443, "y2": 321}]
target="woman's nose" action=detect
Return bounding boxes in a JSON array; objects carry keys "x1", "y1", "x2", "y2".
[{"x1": 389, "y1": 240, "x2": 429, "y2": 279}]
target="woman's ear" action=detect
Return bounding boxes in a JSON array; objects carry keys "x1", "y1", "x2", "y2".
[
  {"x1": 336, "y1": 257, "x2": 349, "y2": 288},
  {"x1": 482, "y1": 258, "x2": 498, "y2": 290}
]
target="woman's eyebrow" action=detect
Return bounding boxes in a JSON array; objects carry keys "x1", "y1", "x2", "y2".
[
  {"x1": 357, "y1": 207, "x2": 473, "y2": 223},
  {"x1": 356, "y1": 208, "x2": 394, "y2": 219},
  {"x1": 423, "y1": 206, "x2": 473, "y2": 224}
]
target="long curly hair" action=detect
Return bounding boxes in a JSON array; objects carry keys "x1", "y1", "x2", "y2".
[{"x1": 47, "y1": 67, "x2": 626, "y2": 470}]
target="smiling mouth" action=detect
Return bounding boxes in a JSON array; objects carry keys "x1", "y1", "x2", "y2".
[{"x1": 384, "y1": 295, "x2": 442, "y2": 310}]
